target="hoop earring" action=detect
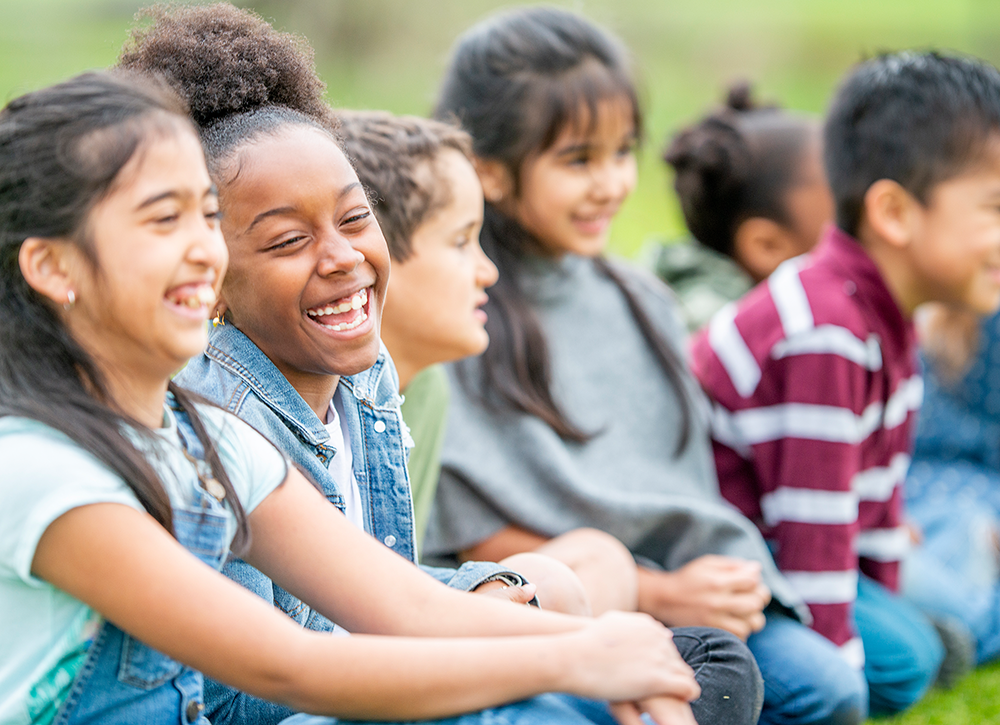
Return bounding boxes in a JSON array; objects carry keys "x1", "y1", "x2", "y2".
[
  {"x1": 212, "y1": 310, "x2": 226, "y2": 327},
  {"x1": 63, "y1": 290, "x2": 76, "y2": 311}
]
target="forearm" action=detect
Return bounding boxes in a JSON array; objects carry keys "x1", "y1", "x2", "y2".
[
  {"x1": 265, "y1": 632, "x2": 569, "y2": 719},
  {"x1": 248, "y1": 475, "x2": 585, "y2": 638}
]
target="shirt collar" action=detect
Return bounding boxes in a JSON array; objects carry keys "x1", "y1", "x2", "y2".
[{"x1": 812, "y1": 224, "x2": 913, "y2": 354}]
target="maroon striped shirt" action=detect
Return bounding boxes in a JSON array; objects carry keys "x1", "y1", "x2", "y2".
[{"x1": 690, "y1": 226, "x2": 920, "y2": 661}]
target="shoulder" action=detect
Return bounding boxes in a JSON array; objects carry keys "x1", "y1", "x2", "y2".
[{"x1": 692, "y1": 256, "x2": 880, "y2": 403}]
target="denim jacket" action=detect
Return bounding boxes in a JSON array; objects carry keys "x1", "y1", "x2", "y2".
[{"x1": 176, "y1": 325, "x2": 522, "y2": 724}]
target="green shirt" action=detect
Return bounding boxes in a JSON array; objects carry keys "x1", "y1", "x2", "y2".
[
  {"x1": 646, "y1": 236, "x2": 754, "y2": 332},
  {"x1": 400, "y1": 364, "x2": 451, "y2": 548}
]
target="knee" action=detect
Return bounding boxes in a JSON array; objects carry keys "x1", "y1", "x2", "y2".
[
  {"x1": 500, "y1": 552, "x2": 592, "y2": 616},
  {"x1": 541, "y1": 528, "x2": 639, "y2": 612},
  {"x1": 671, "y1": 627, "x2": 763, "y2": 725},
  {"x1": 866, "y1": 634, "x2": 943, "y2": 716}
]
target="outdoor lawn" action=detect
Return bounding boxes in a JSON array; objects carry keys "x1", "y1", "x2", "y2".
[{"x1": 3, "y1": 0, "x2": 1000, "y2": 720}]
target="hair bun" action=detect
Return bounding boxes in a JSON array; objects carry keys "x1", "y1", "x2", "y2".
[
  {"x1": 118, "y1": 4, "x2": 329, "y2": 129},
  {"x1": 725, "y1": 81, "x2": 756, "y2": 112}
]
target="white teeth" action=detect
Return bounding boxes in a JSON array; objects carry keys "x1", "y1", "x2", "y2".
[
  {"x1": 306, "y1": 288, "x2": 369, "y2": 317},
  {"x1": 319, "y1": 311, "x2": 368, "y2": 332},
  {"x1": 171, "y1": 285, "x2": 216, "y2": 309}
]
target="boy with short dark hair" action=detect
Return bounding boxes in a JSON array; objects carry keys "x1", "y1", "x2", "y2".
[
  {"x1": 337, "y1": 111, "x2": 642, "y2": 616},
  {"x1": 692, "y1": 51, "x2": 1000, "y2": 715}
]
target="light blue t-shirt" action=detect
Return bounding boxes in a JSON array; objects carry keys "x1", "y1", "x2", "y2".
[{"x1": 0, "y1": 404, "x2": 288, "y2": 725}]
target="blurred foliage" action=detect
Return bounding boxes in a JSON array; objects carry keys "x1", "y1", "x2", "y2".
[{"x1": 3, "y1": 0, "x2": 1000, "y2": 257}]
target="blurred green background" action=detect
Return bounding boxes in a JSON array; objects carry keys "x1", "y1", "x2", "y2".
[{"x1": 3, "y1": 0, "x2": 1000, "y2": 257}]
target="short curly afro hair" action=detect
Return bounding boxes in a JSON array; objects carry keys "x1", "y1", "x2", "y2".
[{"x1": 117, "y1": 2, "x2": 332, "y2": 129}]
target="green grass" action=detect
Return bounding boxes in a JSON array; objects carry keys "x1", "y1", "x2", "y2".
[
  {"x1": 881, "y1": 662, "x2": 1000, "y2": 724},
  {"x1": 4, "y1": 0, "x2": 1000, "y2": 720}
]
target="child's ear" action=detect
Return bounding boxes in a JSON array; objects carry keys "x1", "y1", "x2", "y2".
[
  {"x1": 473, "y1": 157, "x2": 513, "y2": 204},
  {"x1": 733, "y1": 217, "x2": 801, "y2": 282},
  {"x1": 861, "y1": 179, "x2": 920, "y2": 249},
  {"x1": 18, "y1": 236, "x2": 80, "y2": 309}
]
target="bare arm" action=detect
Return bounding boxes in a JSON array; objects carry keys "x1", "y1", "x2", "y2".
[
  {"x1": 466, "y1": 526, "x2": 769, "y2": 639},
  {"x1": 31, "y1": 472, "x2": 698, "y2": 720}
]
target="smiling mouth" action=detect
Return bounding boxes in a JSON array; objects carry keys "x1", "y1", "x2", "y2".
[
  {"x1": 305, "y1": 287, "x2": 370, "y2": 331},
  {"x1": 165, "y1": 284, "x2": 216, "y2": 312}
]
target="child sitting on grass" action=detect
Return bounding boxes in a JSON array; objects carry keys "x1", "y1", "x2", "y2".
[
  {"x1": 336, "y1": 110, "x2": 641, "y2": 616},
  {"x1": 654, "y1": 82, "x2": 833, "y2": 331},
  {"x1": 691, "y1": 50, "x2": 1000, "y2": 715}
]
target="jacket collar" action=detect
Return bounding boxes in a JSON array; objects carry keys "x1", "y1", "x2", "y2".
[{"x1": 204, "y1": 324, "x2": 392, "y2": 447}]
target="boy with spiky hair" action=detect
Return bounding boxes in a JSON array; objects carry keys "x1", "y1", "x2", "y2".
[{"x1": 693, "y1": 51, "x2": 1000, "y2": 715}]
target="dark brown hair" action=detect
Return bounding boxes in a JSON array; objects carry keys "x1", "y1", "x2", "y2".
[
  {"x1": 0, "y1": 71, "x2": 250, "y2": 551},
  {"x1": 664, "y1": 82, "x2": 816, "y2": 258},
  {"x1": 337, "y1": 110, "x2": 473, "y2": 262},
  {"x1": 436, "y1": 6, "x2": 691, "y2": 452}
]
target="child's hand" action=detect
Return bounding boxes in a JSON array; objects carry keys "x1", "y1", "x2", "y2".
[
  {"x1": 564, "y1": 612, "x2": 700, "y2": 703},
  {"x1": 637, "y1": 555, "x2": 770, "y2": 640},
  {"x1": 473, "y1": 578, "x2": 538, "y2": 605},
  {"x1": 611, "y1": 697, "x2": 697, "y2": 725}
]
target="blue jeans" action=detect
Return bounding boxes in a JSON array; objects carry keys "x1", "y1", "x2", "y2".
[
  {"x1": 855, "y1": 575, "x2": 942, "y2": 716},
  {"x1": 281, "y1": 626, "x2": 762, "y2": 725},
  {"x1": 748, "y1": 609, "x2": 868, "y2": 725},
  {"x1": 904, "y1": 460, "x2": 1000, "y2": 664}
]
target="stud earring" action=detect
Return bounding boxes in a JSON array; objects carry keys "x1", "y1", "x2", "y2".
[
  {"x1": 63, "y1": 289, "x2": 76, "y2": 311},
  {"x1": 212, "y1": 310, "x2": 226, "y2": 327}
]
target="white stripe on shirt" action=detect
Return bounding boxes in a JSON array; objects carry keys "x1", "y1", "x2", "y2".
[
  {"x1": 709, "y1": 303, "x2": 762, "y2": 398},
  {"x1": 761, "y1": 487, "x2": 859, "y2": 527},
  {"x1": 783, "y1": 570, "x2": 859, "y2": 604},
  {"x1": 856, "y1": 526, "x2": 911, "y2": 562},
  {"x1": 884, "y1": 375, "x2": 923, "y2": 429},
  {"x1": 851, "y1": 453, "x2": 911, "y2": 502},
  {"x1": 770, "y1": 259, "x2": 814, "y2": 337},
  {"x1": 772, "y1": 325, "x2": 883, "y2": 371},
  {"x1": 712, "y1": 373, "x2": 921, "y2": 451},
  {"x1": 711, "y1": 401, "x2": 884, "y2": 448}
]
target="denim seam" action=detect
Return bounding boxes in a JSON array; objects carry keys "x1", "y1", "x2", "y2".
[{"x1": 52, "y1": 621, "x2": 112, "y2": 725}]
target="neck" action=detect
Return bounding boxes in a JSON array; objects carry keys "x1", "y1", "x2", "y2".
[
  {"x1": 857, "y1": 224, "x2": 921, "y2": 317},
  {"x1": 278, "y1": 366, "x2": 341, "y2": 420},
  {"x1": 380, "y1": 338, "x2": 419, "y2": 393},
  {"x1": 90, "y1": 355, "x2": 171, "y2": 429}
]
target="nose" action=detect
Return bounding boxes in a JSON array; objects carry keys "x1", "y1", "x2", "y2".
[
  {"x1": 187, "y1": 217, "x2": 228, "y2": 277},
  {"x1": 475, "y1": 243, "x2": 499, "y2": 288},
  {"x1": 589, "y1": 155, "x2": 635, "y2": 204},
  {"x1": 316, "y1": 230, "x2": 365, "y2": 277}
]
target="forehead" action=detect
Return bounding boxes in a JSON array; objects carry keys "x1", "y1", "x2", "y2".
[
  {"x1": 222, "y1": 126, "x2": 357, "y2": 209},
  {"x1": 550, "y1": 95, "x2": 636, "y2": 147},
  {"x1": 103, "y1": 122, "x2": 210, "y2": 204}
]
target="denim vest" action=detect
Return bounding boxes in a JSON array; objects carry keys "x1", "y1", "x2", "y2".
[
  {"x1": 53, "y1": 403, "x2": 228, "y2": 725},
  {"x1": 176, "y1": 325, "x2": 522, "y2": 725}
]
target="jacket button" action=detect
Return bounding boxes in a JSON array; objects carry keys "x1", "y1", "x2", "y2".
[
  {"x1": 373, "y1": 420, "x2": 387, "y2": 433},
  {"x1": 186, "y1": 700, "x2": 204, "y2": 722},
  {"x1": 384, "y1": 534, "x2": 397, "y2": 547}
]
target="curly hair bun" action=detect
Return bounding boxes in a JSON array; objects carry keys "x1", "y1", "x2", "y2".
[{"x1": 118, "y1": 2, "x2": 329, "y2": 128}]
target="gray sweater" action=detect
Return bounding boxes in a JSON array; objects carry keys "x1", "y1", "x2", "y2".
[{"x1": 424, "y1": 254, "x2": 807, "y2": 620}]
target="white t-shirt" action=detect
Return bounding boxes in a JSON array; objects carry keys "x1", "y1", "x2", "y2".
[
  {"x1": 324, "y1": 392, "x2": 365, "y2": 532},
  {"x1": 0, "y1": 405, "x2": 288, "y2": 725}
]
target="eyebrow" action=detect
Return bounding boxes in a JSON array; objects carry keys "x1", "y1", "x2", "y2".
[
  {"x1": 135, "y1": 185, "x2": 217, "y2": 212},
  {"x1": 243, "y1": 182, "x2": 364, "y2": 235}
]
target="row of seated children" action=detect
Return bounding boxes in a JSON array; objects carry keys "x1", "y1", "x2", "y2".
[
  {"x1": 0, "y1": 4, "x2": 756, "y2": 725},
  {"x1": 4, "y1": 3, "x2": 1000, "y2": 725}
]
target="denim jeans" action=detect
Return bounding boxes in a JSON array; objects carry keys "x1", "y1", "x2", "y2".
[
  {"x1": 279, "y1": 626, "x2": 762, "y2": 725},
  {"x1": 747, "y1": 609, "x2": 868, "y2": 725},
  {"x1": 904, "y1": 459, "x2": 1000, "y2": 664},
  {"x1": 855, "y1": 575, "x2": 942, "y2": 716}
]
